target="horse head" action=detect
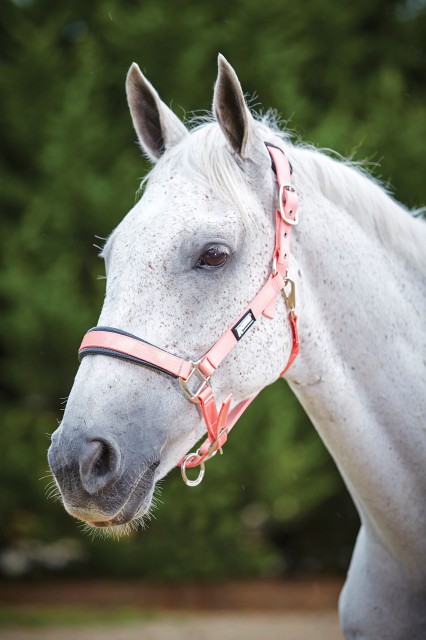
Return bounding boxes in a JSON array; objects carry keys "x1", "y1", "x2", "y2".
[{"x1": 48, "y1": 56, "x2": 296, "y2": 533}]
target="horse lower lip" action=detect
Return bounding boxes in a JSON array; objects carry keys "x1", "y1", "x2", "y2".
[
  {"x1": 91, "y1": 514, "x2": 133, "y2": 527},
  {"x1": 90, "y1": 497, "x2": 147, "y2": 527},
  {"x1": 90, "y1": 463, "x2": 158, "y2": 527},
  {"x1": 97, "y1": 502, "x2": 149, "y2": 526}
]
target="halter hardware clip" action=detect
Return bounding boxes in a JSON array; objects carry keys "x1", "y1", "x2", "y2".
[
  {"x1": 178, "y1": 361, "x2": 210, "y2": 403},
  {"x1": 279, "y1": 184, "x2": 299, "y2": 225},
  {"x1": 282, "y1": 278, "x2": 296, "y2": 317},
  {"x1": 205, "y1": 427, "x2": 227, "y2": 459}
]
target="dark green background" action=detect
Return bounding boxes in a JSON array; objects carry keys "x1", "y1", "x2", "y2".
[{"x1": 1, "y1": 0, "x2": 424, "y2": 581}]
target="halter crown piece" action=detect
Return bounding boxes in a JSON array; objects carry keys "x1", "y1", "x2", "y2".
[{"x1": 78, "y1": 144, "x2": 300, "y2": 486}]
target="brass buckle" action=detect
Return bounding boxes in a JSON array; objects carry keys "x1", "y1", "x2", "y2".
[
  {"x1": 279, "y1": 184, "x2": 298, "y2": 225},
  {"x1": 178, "y1": 361, "x2": 210, "y2": 404}
]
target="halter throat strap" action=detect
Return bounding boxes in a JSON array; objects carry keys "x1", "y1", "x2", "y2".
[{"x1": 78, "y1": 144, "x2": 300, "y2": 485}]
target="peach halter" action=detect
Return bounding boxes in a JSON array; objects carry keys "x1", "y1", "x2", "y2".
[{"x1": 79, "y1": 144, "x2": 299, "y2": 486}]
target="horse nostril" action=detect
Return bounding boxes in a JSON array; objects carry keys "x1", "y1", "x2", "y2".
[
  {"x1": 92, "y1": 441, "x2": 110, "y2": 476},
  {"x1": 79, "y1": 437, "x2": 122, "y2": 495}
]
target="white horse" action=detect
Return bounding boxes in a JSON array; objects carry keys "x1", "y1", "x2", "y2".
[{"x1": 48, "y1": 55, "x2": 426, "y2": 638}]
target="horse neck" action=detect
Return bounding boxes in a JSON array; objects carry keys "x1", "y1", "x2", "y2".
[{"x1": 284, "y1": 154, "x2": 426, "y2": 566}]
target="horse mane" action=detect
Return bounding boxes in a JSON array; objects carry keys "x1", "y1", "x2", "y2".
[
  {"x1": 145, "y1": 112, "x2": 426, "y2": 273},
  {"x1": 287, "y1": 135, "x2": 426, "y2": 274}
]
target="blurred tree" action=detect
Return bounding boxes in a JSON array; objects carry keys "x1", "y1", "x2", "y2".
[{"x1": 0, "y1": 0, "x2": 424, "y2": 579}]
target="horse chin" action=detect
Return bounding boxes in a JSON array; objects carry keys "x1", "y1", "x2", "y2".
[
  {"x1": 79, "y1": 493, "x2": 156, "y2": 539},
  {"x1": 82, "y1": 516, "x2": 149, "y2": 539}
]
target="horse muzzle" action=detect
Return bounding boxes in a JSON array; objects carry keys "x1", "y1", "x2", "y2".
[{"x1": 48, "y1": 425, "x2": 159, "y2": 526}]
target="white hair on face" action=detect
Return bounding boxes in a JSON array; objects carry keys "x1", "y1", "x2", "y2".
[
  {"x1": 143, "y1": 120, "x2": 265, "y2": 230},
  {"x1": 140, "y1": 111, "x2": 426, "y2": 272}
]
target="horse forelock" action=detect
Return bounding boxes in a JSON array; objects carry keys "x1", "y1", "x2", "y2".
[{"x1": 141, "y1": 120, "x2": 266, "y2": 231}]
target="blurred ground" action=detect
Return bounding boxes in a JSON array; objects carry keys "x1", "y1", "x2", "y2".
[
  {"x1": 0, "y1": 579, "x2": 343, "y2": 639},
  {"x1": 0, "y1": 611, "x2": 342, "y2": 640},
  {"x1": 0, "y1": 578, "x2": 343, "y2": 610}
]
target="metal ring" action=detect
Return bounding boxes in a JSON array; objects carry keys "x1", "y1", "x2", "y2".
[{"x1": 181, "y1": 455, "x2": 205, "y2": 487}]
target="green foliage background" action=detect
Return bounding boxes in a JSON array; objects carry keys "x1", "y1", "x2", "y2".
[{"x1": 0, "y1": 0, "x2": 424, "y2": 580}]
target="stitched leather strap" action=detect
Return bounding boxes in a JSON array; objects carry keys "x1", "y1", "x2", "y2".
[
  {"x1": 79, "y1": 327, "x2": 193, "y2": 380},
  {"x1": 197, "y1": 272, "x2": 284, "y2": 378},
  {"x1": 281, "y1": 312, "x2": 300, "y2": 375},
  {"x1": 178, "y1": 141, "x2": 301, "y2": 467}
]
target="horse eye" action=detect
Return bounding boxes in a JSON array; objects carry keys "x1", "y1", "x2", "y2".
[{"x1": 198, "y1": 247, "x2": 229, "y2": 269}]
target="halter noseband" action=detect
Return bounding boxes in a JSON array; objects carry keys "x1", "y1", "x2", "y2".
[{"x1": 78, "y1": 144, "x2": 300, "y2": 486}]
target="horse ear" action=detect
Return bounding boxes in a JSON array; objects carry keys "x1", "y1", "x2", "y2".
[
  {"x1": 126, "y1": 63, "x2": 188, "y2": 162},
  {"x1": 213, "y1": 54, "x2": 256, "y2": 159}
]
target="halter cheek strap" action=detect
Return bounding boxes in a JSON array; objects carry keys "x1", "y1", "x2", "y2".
[{"x1": 78, "y1": 144, "x2": 300, "y2": 486}]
